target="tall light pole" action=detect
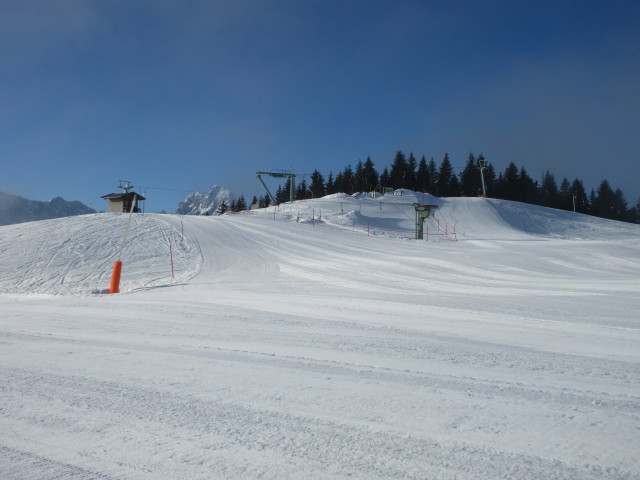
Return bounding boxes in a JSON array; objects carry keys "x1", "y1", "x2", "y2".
[{"x1": 478, "y1": 156, "x2": 487, "y2": 197}]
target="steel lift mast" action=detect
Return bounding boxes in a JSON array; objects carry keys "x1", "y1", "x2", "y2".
[
  {"x1": 117, "y1": 180, "x2": 134, "y2": 193},
  {"x1": 256, "y1": 171, "x2": 296, "y2": 205}
]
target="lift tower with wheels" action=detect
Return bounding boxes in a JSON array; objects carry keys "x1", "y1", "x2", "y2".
[{"x1": 414, "y1": 204, "x2": 438, "y2": 240}]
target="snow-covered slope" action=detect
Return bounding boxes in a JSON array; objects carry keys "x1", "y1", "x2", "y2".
[
  {"x1": 1, "y1": 196, "x2": 639, "y2": 479},
  {"x1": 174, "y1": 185, "x2": 233, "y2": 215},
  {"x1": 0, "y1": 191, "x2": 96, "y2": 226},
  {"x1": 0, "y1": 213, "x2": 199, "y2": 295},
  {"x1": 261, "y1": 191, "x2": 639, "y2": 241}
]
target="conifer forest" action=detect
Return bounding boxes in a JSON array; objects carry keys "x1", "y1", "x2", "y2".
[{"x1": 250, "y1": 151, "x2": 637, "y2": 224}]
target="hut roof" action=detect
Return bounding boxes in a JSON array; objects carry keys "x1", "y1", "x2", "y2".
[{"x1": 100, "y1": 192, "x2": 146, "y2": 201}]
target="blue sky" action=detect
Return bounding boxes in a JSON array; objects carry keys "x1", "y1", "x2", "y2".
[{"x1": 2, "y1": 0, "x2": 639, "y2": 213}]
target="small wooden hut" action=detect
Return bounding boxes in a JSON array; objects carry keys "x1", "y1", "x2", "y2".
[{"x1": 101, "y1": 192, "x2": 146, "y2": 213}]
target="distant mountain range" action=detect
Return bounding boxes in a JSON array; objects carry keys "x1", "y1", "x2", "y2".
[
  {"x1": 0, "y1": 191, "x2": 96, "y2": 226},
  {"x1": 174, "y1": 185, "x2": 234, "y2": 215},
  {"x1": 0, "y1": 185, "x2": 235, "y2": 225}
]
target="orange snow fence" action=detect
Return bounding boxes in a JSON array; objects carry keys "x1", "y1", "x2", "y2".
[{"x1": 109, "y1": 260, "x2": 123, "y2": 294}]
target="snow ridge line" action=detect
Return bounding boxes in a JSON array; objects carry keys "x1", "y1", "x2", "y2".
[
  {"x1": 0, "y1": 445, "x2": 120, "y2": 480},
  {"x1": 5, "y1": 326, "x2": 640, "y2": 404},
  {"x1": 3, "y1": 369, "x2": 638, "y2": 480},
  {"x1": 229, "y1": 208, "x2": 458, "y2": 240},
  {"x1": 2, "y1": 326, "x2": 639, "y2": 414}
]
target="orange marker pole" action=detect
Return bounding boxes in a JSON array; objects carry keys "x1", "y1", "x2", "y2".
[
  {"x1": 109, "y1": 260, "x2": 122, "y2": 294},
  {"x1": 109, "y1": 195, "x2": 136, "y2": 294}
]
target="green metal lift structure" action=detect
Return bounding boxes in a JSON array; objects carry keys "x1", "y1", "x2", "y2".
[{"x1": 256, "y1": 171, "x2": 296, "y2": 205}]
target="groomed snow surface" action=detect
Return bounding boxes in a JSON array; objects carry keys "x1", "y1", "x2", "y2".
[{"x1": 1, "y1": 192, "x2": 639, "y2": 479}]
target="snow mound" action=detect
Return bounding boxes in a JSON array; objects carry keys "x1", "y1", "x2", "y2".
[
  {"x1": 0, "y1": 213, "x2": 200, "y2": 295},
  {"x1": 319, "y1": 192, "x2": 352, "y2": 200},
  {"x1": 252, "y1": 193, "x2": 640, "y2": 241},
  {"x1": 444, "y1": 197, "x2": 640, "y2": 240}
]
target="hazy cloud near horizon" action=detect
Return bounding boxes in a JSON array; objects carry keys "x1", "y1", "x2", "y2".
[{"x1": 425, "y1": 39, "x2": 640, "y2": 189}]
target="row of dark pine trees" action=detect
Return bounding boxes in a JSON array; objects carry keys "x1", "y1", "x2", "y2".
[{"x1": 242, "y1": 151, "x2": 637, "y2": 223}]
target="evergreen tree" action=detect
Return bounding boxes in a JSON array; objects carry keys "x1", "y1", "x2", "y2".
[
  {"x1": 427, "y1": 158, "x2": 437, "y2": 193},
  {"x1": 390, "y1": 151, "x2": 408, "y2": 189},
  {"x1": 379, "y1": 167, "x2": 391, "y2": 192},
  {"x1": 450, "y1": 168, "x2": 460, "y2": 196},
  {"x1": 591, "y1": 180, "x2": 631, "y2": 221},
  {"x1": 406, "y1": 153, "x2": 418, "y2": 191},
  {"x1": 416, "y1": 156, "x2": 428, "y2": 192},
  {"x1": 363, "y1": 156, "x2": 378, "y2": 192},
  {"x1": 626, "y1": 202, "x2": 638, "y2": 224},
  {"x1": 494, "y1": 172, "x2": 504, "y2": 197},
  {"x1": 336, "y1": 165, "x2": 354, "y2": 193},
  {"x1": 275, "y1": 184, "x2": 287, "y2": 204},
  {"x1": 612, "y1": 188, "x2": 628, "y2": 221},
  {"x1": 518, "y1": 167, "x2": 537, "y2": 203},
  {"x1": 333, "y1": 171, "x2": 344, "y2": 193},
  {"x1": 215, "y1": 201, "x2": 228, "y2": 215},
  {"x1": 558, "y1": 178, "x2": 573, "y2": 211},
  {"x1": 539, "y1": 171, "x2": 559, "y2": 208},
  {"x1": 589, "y1": 189, "x2": 597, "y2": 215},
  {"x1": 592, "y1": 180, "x2": 616, "y2": 219},
  {"x1": 295, "y1": 179, "x2": 309, "y2": 200},
  {"x1": 309, "y1": 170, "x2": 325, "y2": 198},
  {"x1": 459, "y1": 153, "x2": 481, "y2": 196},
  {"x1": 353, "y1": 160, "x2": 366, "y2": 192},
  {"x1": 436, "y1": 153, "x2": 456, "y2": 196},
  {"x1": 499, "y1": 163, "x2": 519, "y2": 200},
  {"x1": 236, "y1": 195, "x2": 246, "y2": 211},
  {"x1": 483, "y1": 161, "x2": 496, "y2": 196},
  {"x1": 251, "y1": 195, "x2": 258, "y2": 207},
  {"x1": 325, "y1": 172, "x2": 335, "y2": 195},
  {"x1": 346, "y1": 165, "x2": 354, "y2": 193},
  {"x1": 570, "y1": 179, "x2": 589, "y2": 213}
]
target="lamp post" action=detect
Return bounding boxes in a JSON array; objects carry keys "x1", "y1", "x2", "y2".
[{"x1": 478, "y1": 156, "x2": 487, "y2": 197}]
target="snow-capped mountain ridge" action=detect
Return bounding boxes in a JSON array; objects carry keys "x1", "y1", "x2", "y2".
[
  {"x1": 174, "y1": 185, "x2": 233, "y2": 215},
  {"x1": 0, "y1": 191, "x2": 96, "y2": 226}
]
